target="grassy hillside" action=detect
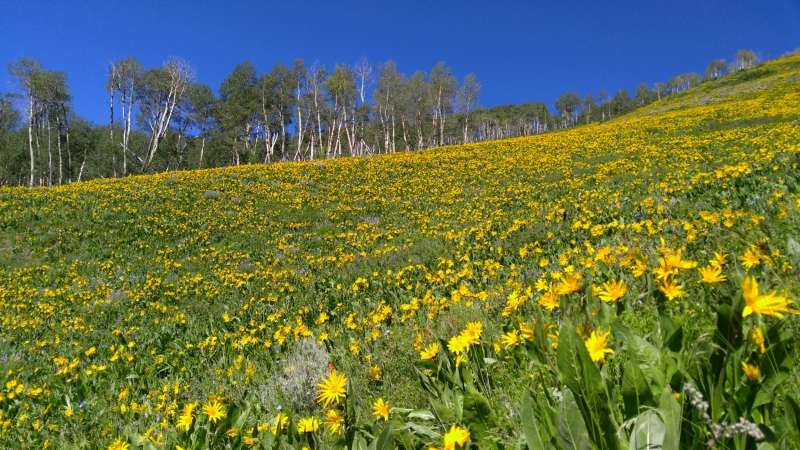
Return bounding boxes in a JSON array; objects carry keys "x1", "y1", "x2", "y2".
[{"x1": 1, "y1": 56, "x2": 800, "y2": 449}]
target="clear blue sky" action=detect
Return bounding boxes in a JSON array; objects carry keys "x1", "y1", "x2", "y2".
[{"x1": 1, "y1": 1, "x2": 798, "y2": 125}]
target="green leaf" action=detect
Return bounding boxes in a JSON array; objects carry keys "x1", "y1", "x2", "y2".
[
  {"x1": 374, "y1": 422, "x2": 395, "y2": 450},
  {"x1": 753, "y1": 388, "x2": 775, "y2": 409},
  {"x1": 666, "y1": 325, "x2": 684, "y2": 353},
  {"x1": 460, "y1": 366, "x2": 475, "y2": 386},
  {"x1": 234, "y1": 402, "x2": 253, "y2": 430},
  {"x1": 628, "y1": 411, "x2": 665, "y2": 450},
  {"x1": 614, "y1": 324, "x2": 665, "y2": 399},
  {"x1": 346, "y1": 379, "x2": 357, "y2": 420},
  {"x1": 140, "y1": 441, "x2": 159, "y2": 450},
  {"x1": 784, "y1": 395, "x2": 800, "y2": 440},
  {"x1": 403, "y1": 422, "x2": 441, "y2": 440},
  {"x1": 557, "y1": 319, "x2": 621, "y2": 450},
  {"x1": 356, "y1": 433, "x2": 369, "y2": 450},
  {"x1": 462, "y1": 384, "x2": 493, "y2": 440},
  {"x1": 557, "y1": 389, "x2": 592, "y2": 450},
  {"x1": 521, "y1": 391, "x2": 548, "y2": 450},
  {"x1": 430, "y1": 398, "x2": 456, "y2": 424},
  {"x1": 342, "y1": 427, "x2": 358, "y2": 450},
  {"x1": 787, "y1": 237, "x2": 800, "y2": 263},
  {"x1": 622, "y1": 357, "x2": 653, "y2": 419},
  {"x1": 259, "y1": 429, "x2": 275, "y2": 449},
  {"x1": 406, "y1": 409, "x2": 435, "y2": 421},
  {"x1": 658, "y1": 315, "x2": 677, "y2": 347},
  {"x1": 393, "y1": 417, "x2": 415, "y2": 450},
  {"x1": 453, "y1": 388, "x2": 465, "y2": 423},
  {"x1": 658, "y1": 387, "x2": 681, "y2": 450}
]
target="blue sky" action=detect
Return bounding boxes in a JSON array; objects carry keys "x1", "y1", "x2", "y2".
[{"x1": 1, "y1": 1, "x2": 798, "y2": 125}]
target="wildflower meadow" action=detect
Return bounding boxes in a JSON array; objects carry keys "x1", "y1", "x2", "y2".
[{"x1": 2, "y1": 56, "x2": 800, "y2": 449}]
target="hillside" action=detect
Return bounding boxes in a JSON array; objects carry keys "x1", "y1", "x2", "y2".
[{"x1": 1, "y1": 56, "x2": 800, "y2": 449}]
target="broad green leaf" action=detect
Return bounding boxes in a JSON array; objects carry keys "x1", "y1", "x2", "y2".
[
  {"x1": 453, "y1": 387, "x2": 465, "y2": 422},
  {"x1": 404, "y1": 422, "x2": 441, "y2": 440},
  {"x1": 259, "y1": 429, "x2": 275, "y2": 449},
  {"x1": 430, "y1": 398, "x2": 456, "y2": 424},
  {"x1": 622, "y1": 357, "x2": 653, "y2": 419},
  {"x1": 753, "y1": 388, "x2": 775, "y2": 409},
  {"x1": 658, "y1": 315, "x2": 677, "y2": 347},
  {"x1": 557, "y1": 319, "x2": 622, "y2": 450},
  {"x1": 393, "y1": 417, "x2": 415, "y2": 450},
  {"x1": 406, "y1": 409, "x2": 435, "y2": 421},
  {"x1": 787, "y1": 237, "x2": 800, "y2": 260},
  {"x1": 234, "y1": 403, "x2": 253, "y2": 430},
  {"x1": 784, "y1": 395, "x2": 800, "y2": 440},
  {"x1": 614, "y1": 323, "x2": 665, "y2": 399},
  {"x1": 356, "y1": 433, "x2": 369, "y2": 450},
  {"x1": 557, "y1": 389, "x2": 592, "y2": 450},
  {"x1": 374, "y1": 422, "x2": 395, "y2": 450},
  {"x1": 521, "y1": 391, "x2": 548, "y2": 450},
  {"x1": 666, "y1": 325, "x2": 684, "y2": 353},
  {"x1": 462, "y1": 384, "x2": 493, "y2": 440},
  {"x1": 658, "y1": 387, "x2": 681, "y2": 450},
  {"x1": 346, "y1": 379, "x2": 357, "y2": 419},
  {"x1": 628, "y1": 411, "x2": 665, "y2": 450}
]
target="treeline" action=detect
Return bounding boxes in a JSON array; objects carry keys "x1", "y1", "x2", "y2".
[
  {"x1": 0, "y1": 48, "x2": 779, "y2": 186},
  {"x1": 547, "y1": 49, "x2": 765, "y2": 129},
  {"x1": 1, "y1": 57, "x2": 485, "y2": 186}
]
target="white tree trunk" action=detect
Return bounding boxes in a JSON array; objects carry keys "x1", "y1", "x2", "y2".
[
  {"x1": 199, "y1": 137, "x2": 205, "y2": 168},
  {"x1": 47, "y1": 121, "x2": 52, "y2": 187},
  {"x1": 28, "y1": 96, "x2": 35, "y2": 187},
  {"x1": 57, "y1": 115, "x2": 63, "y2": 185},
  {"x1": 295, "y1": 92, "x2": 304, "y2": 161}
]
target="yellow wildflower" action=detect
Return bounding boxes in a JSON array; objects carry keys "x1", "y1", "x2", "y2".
[
  {"x1": 443, "y1": 425, "x2": 470, "y2": 450},
  {"x1": 710, "y1": 251, "x2": 728, "y2": 268},
  {"x1": 316, "y1": 369, "x2": 347, "y2": 407},
  {"x1": 741, "y1": 276, "x2": 798, "y2": 318},
  {"x1": 538, "y1": 284, "x2": 560, "y2": 311},
  {"x1": 372, "y1": 398, "x2": 390, "y2": 421},
  {"x1": 271, "y1": 413, "x2": 289, "y2": 435},
  {"x1": 658, "y1": 278, "x2": 684, "y2": 301},
  {"x1": 108, "y1": 436, "x2": 129, "y2": 450},
  {"x1": 739, "y1": 247, "x2": 761, "y2": 270},
  {"x1": 556, "y1": 273, "x2": 582, "y2": 295},
  {"x1": 598, "y1": 279, "x2": 626, "y2": 302},
  {"x1": 176, "y1": 402, "x2": 198, "y2": 432},
  {"x1": 501, "y1": 330, "x2": 520, "y2": 349},
  {"x1": 447, "y1": 334, "x2": 470, "y2": 355},
  {"x1": 742, "y1": 362, "x2": 759, "y2": 381},
  {"x1": 369, "y1": 365, "x2": 382, "y2": 380},
  {"x1": 324, "y1": 410, "x2": 344, "y2": 435},
  {"x1": 202, "y1": 399, "x2": 226, "y2": 424},
  {"x1": 420, "y1": 342, "x2": 439, "y2": 360},
  {"x1": 297, "y1": 417, "x2": 319, "y2": 433},
  {"x1": 697, "y1": 265, "x2": 726, "y2": 284},
  {"x1": 584, "y1": 329, "x2": 614, "y2": 363},
  {"x1": 464, "y1": 321, "x2": 483, "y2": 342}
]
